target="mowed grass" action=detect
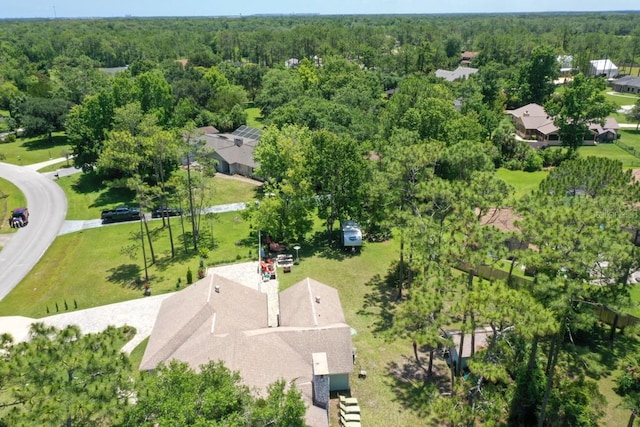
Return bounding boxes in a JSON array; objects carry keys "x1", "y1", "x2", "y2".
[
  {"x1": 578, "y1": 144, "x2": 640, "y2": 168},
  {"x1": 619, "y1": 129, "x2": 640, "y2": 150},
  {"x1": 0, "y1": 210, "x2": 257, "y2": 318},
  {"x1": 0, "y1": 132, "x2": 72, "y2": 165},
  {"x1": 245, "y1": 107, "x2": 265, "y2": 129},
  {"x1": 0, "y1": 177, "x2": 26, "y2": 234},
  {"x1": 603, "y1": 90, "x2": 639, "y2": 109},
  {"x1": 56, "y1": 171, "x2": 260, "y2": 220},
  {"x1": 495, "y1": 168, "x2": 547, "y2": 200}
]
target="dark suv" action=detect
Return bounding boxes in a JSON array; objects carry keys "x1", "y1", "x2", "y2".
[{"x1": 10, "y1": 207, "x2": 29, "y2": 228}]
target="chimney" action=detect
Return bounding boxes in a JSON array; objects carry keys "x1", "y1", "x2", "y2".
[
  {"x1": 523, "y1": 110, "x2": 529, "y2": 117},
  {"x1": 215, "y1": 285, "x2": 220, "y2": 293},
  {"x1": 234, "y1": 138, "x2": 243, "y2": 147}
]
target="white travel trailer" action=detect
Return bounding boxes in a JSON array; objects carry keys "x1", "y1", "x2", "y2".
[{"x1": 341, "y1": 220, "x2": 362, "y2": 251}]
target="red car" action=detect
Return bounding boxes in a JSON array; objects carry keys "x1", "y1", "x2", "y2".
[{"x1": 9, "y1": 207, "x2": 29, "y2": 228}]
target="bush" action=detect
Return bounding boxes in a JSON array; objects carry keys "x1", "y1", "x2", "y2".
[
  {"x1": 524, "y1": 151, "x2": 543, "y2": 172},
  {"x1": 186, "y1": 267, "x2": 193, "y2": 284}
]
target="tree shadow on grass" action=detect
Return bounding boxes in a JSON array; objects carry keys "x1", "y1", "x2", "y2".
[
  {"x1": 70, "y1": 172, "x2": 136, "y2": 207},
  {"x1": 385, "y1": 353, "x2": 449, "y2": 418},
  {"x1": 106, "y1": 264, "x2": 142, "y2": 289},
  {"x1": 21, "y1": 134, "x2": 67, "y2": 151},
  {"x1": 565, "y1": 322, "x2": 640, "y2": 381},
  {"x1": 357, "y1": 261, "x2": 402, "y2": 336},
  {"x1": 305, "y1": 230, "x2": 363, "y2": 262}
]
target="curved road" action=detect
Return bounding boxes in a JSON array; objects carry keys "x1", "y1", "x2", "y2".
[{"x1": 0, "y1": 161, "x2": 67, "y2": 300}]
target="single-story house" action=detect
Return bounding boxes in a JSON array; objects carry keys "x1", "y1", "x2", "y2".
[
  {"x1": 435, "y1": 66, "x2": 479, "y2": 82},
  {"x1": 614, "y1": 76, "x2": 640, "y2": 94},
  {"x1": 589, "y1": 59, "x2": 619, "y2": 78},
  {"x1": 140, "y1": 275, "x2": 354, "y2": 427},
  {"x1": 506, "y1": 103, "x2": 620, "y2": 147},
  {"x1": 192, "y1": 125, "x2": 262, "y2": 179},
  {"x1": 460, "y1": 51, "x2": 479, "y2": 66}
]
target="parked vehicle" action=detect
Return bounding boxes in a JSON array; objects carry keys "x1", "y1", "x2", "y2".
[
  {"x1": 341, "y1": 220, "x2": 362, "y2": 252},
  {"x1": 151, "y1": 206, "x2": 183, "y2": 218},
  {"x1": 9, "y1": 207, "x2": 29, "y2": 228},
  {"x1": 101, "y1": 206, "x2": 140, "y2": 223}
]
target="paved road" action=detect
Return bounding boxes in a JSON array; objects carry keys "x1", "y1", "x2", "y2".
[{"x1": 0, "y1": 160, "x2": 67, "y2": 300}]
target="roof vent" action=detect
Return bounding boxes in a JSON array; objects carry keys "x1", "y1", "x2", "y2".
[
  {"x1": 234, "y1": 138, "x2": 243, "y2": 147},
  {"x1": 315, "y1": 296, "x2": 321, "y2": 303},
  {"x1": 215, "y1": 285, "x2": 220, "y2": 293},
  {"x1": 523, "y1": 110, "x2": 529, "y2": 116}
]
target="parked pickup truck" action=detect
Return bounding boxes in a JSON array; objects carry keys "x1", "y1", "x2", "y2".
[
  {"x1": 101, "y1": 206, "x2": 141, "y2": 223},
  {"x1": 151, "y1": 206, "x2": 182, "y2": 218}
]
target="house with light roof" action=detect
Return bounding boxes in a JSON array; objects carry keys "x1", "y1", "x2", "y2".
[{"x1": 140, "y1": 275, "x2": 354, "y2": 427}]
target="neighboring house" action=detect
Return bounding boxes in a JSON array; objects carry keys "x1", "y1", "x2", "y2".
[
  {"x1": 506, "y1": 103, "x2": 620, "y2": 147},
  {"x1": 614, "y1": 76, "x2": 640, "y2": 94},
  {"x1": 193, "y1": 125, "x2": 262, "y2": 179},
  {"x1": 435, "y1": 66, "x2": 479, "y2": 82},
  {"x1": 285, "y1": 58, "x2": 300, "y2": 68},
  {"x1": 445, "y1": 326, "x2": 493, "y2": 372},
  {"x1": 589, "y1": 59, "x2": 619, "y2": 78},
  {"x1": 460, "y1": 51, "x2": 479, "y2": 66},
  {"x1": 557, "y1": 54, "x2": 574, "y2": 76},
  {"x1": 505, "y1": 103, "x2": 550, "y2": 140},
  {"x1": 140, "y1": 275, "x2": 354, "y2": 427},
  {"x1": 98, "y1": 65, "x2": 129, "y2": 75}
]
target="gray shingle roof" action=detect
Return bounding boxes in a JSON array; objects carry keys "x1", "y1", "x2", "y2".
[{"x1": 140, "y1": 275, "x2": 354, "y2": 427}]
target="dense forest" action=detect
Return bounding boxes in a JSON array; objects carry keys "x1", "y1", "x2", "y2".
[{"x1": 2, "y1": 12, "x2": 640, "y2": 426}]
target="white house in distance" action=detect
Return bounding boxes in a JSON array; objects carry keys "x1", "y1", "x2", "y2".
[
  {"x1": 589, "y1": 59, "x2": 619, "y2": 78},
  {"x1": 557, "y1": 55, "x2": 573, "y2": 76}
]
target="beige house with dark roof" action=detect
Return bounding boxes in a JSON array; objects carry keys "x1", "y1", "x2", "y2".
[{"x1": 140, "y1": 275, "x2": 354, "y2": 427}]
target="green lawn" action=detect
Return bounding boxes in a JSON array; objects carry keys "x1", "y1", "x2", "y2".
[
  {"x1": 56, "y1": 171, "x2": 260, "y2": 220},
  {"x1": 495, "y1": 168, "x2": 547, "y2": 200},
  {"x1": 603, "y1": 90, "x2": 639, "y2": 109},
  {"x1": 245, "y1": 107, "x2": 265, "y2": 129},
  {"x1": 0, "y1": 177, "x2": 26, "y2": 235},
  {"x1": 0, "y1": 132, "x2": 72, "y2": 166},
  {"x1": 619, "y1": 129, "x2": 640, "y2": 149},
  {"x1": 578, "y1": 144, "x2": 640, "y2": 168}
]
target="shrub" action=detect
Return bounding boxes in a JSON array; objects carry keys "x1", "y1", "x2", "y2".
[
  {"x1": 524, "y1": 151, "x2": 543, "y2": 172},
  {"x1": 186, "y1": 267, "x2": 193, "y2": 284}
]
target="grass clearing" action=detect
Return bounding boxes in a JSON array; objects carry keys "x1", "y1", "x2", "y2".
[
  {"x1": 604, "y1": 90, "x2": 640, "y2": 109},
  {"x1": 619, "y1": 129, "x2": 640, "y2": 150},
  {"x1": 0, "y1": 132, "x2": 72, "y2": 166},
  {"x1": 495, "y1": 168, "x2": 547, "y2": 200},
  {"x1": 578, "y1": 144, "x2": 640, "y2": 168},
  {"x1": 245, "y1": 107, "x2": 265, "y2": 129},
  {"x1": 56, "y1": 171, "x2": 260, "y2": 220}
]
